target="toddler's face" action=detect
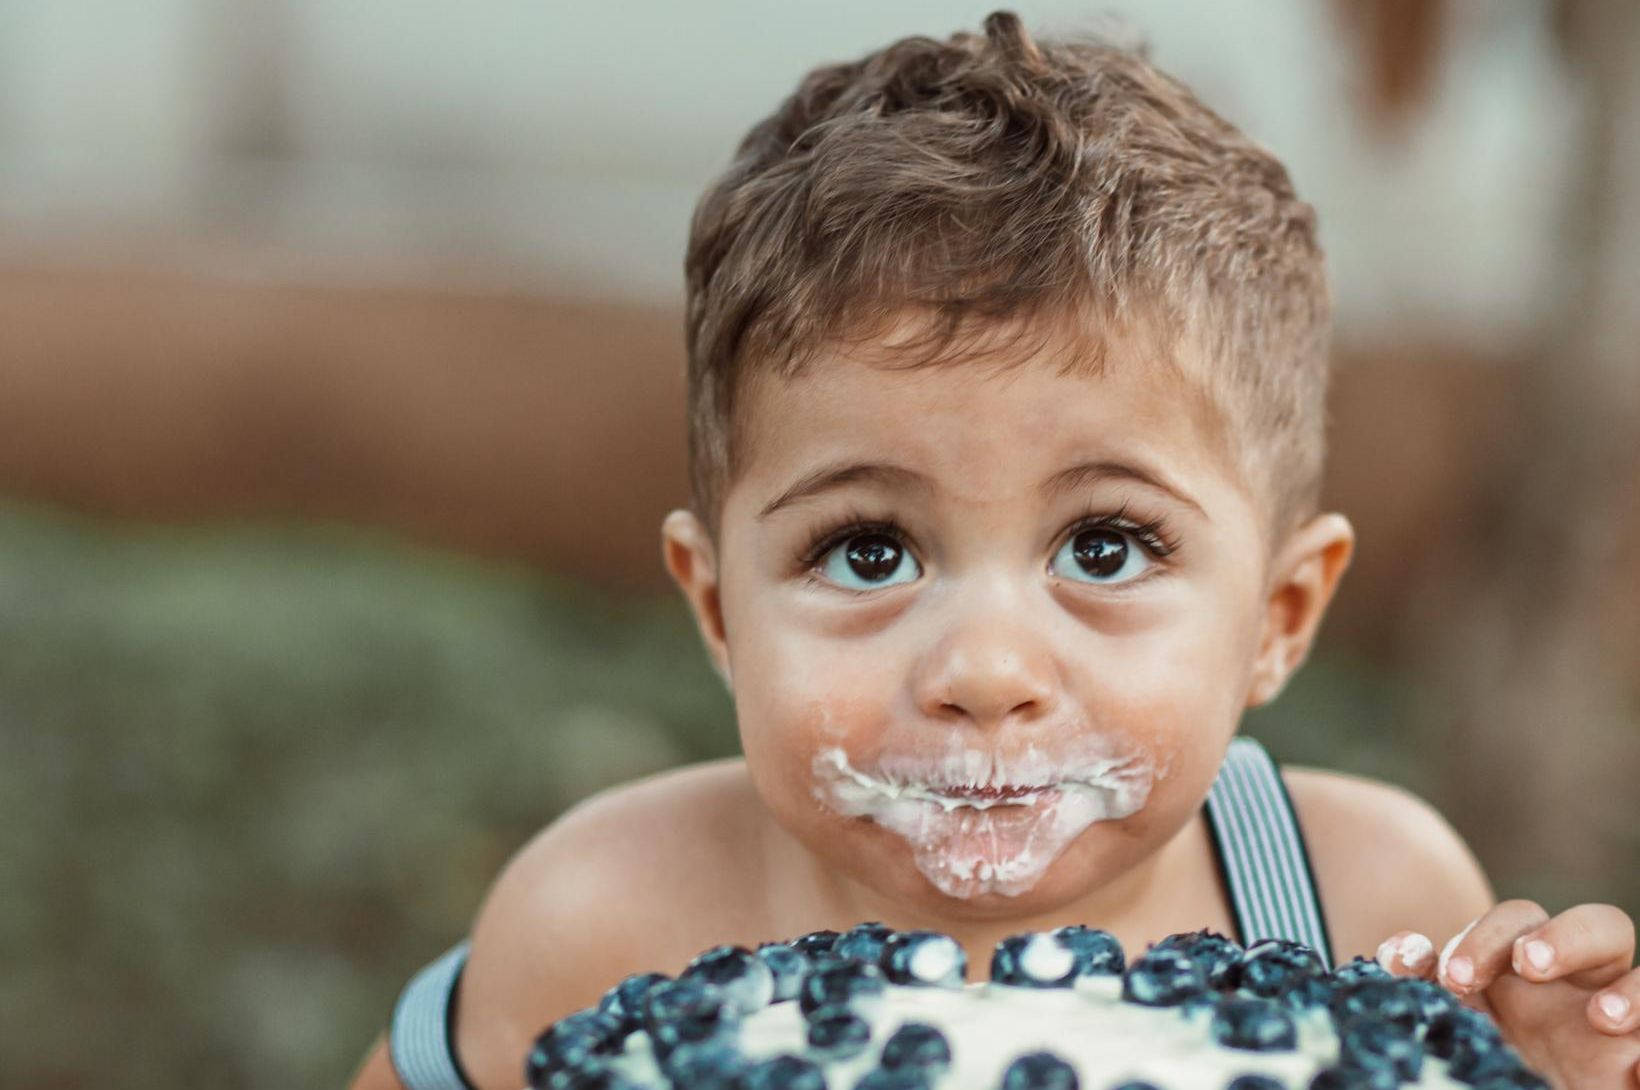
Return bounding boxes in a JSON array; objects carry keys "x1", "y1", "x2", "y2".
[{"x1": 672, "y1": 319, "x2": 1288, "y2": 920}]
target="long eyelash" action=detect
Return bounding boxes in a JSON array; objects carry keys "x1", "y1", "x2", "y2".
[
  {"x1": 797, "y1": 505, "x2": 905, "y2": 571},
  {"x1": 1065, "y1": 500, "x2": 1181, "y2": 558}
]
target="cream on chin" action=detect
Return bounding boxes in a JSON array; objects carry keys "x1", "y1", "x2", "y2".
[{"x1": 811, "y1": 739, "x2": 1156, "y2": 900}]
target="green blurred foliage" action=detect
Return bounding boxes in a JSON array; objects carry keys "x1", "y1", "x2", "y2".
[{"x1": 2, "y1": 500, "x2": 1622, "y2": 1088}]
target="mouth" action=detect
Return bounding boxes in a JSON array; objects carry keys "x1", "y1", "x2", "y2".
[{"x1": 933, "y1": 784, "x2": 1052, "y2": 806}]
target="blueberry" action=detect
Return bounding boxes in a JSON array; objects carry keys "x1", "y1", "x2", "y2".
[
  {"x1": 598, "y1": 972, "x2": 669, "y2": 1034},
  {"x1": 1210, "y1": 996, "x2": 1297, "y2": 1052},
  {"x1": 1471, "y1": 1071, "x2": 1552, "y2": 1090},
  {"x1": 1121, "y1": 948, "x2": 1210, "y2": 1007},
  {"x1": 1448, "y1": 1043, "x2": 1538, "y2": 1086},
  {"x1": 999, "y1": 1051, "x2": 1079, "y2": 1090},
  {"x1": 853, "y1": 1068, "x2": 930, "y2": 1090},
  {"x1": 1236, "y1": 940, "x2": 1327, "y2": 1002},
  {"x1": 526, "y1": 1010, "x2": 624, "y2": 1080},
  {"x1": 1328, "y1": 979, "x2": 1424, "y2": 1035},
  {"x1": 1308, "y1": 1066, "x2": 1398, "y2": 1090},
  {"x1": 1109, "y1": 1082, "x2": 1164, "y2": 1090},
  {"x1": 881, "y1": 930, "x2": 967, "y2": 987},
  {"x1": 992, "y1": 933, "x2": 1078, "y2": 988},
  {"x1": 538, "y1": 1061, "x2": 640, "y2": 1090},
  {"x1": 807, "y1": 1004, "x2": 873, "y2": 1060},
  {"x1": 1152, "y1": 929, "x2": 1243, "y2": 989},
  {"x1": 1402, "y1": 978, "x2": 1460, "y2": 1025},
  {"x1": 1052, "y1": 925, "x2": 1126, "y2": 977},
  {"x1": 1423, "y1": 1006, "x2": 1503, "y2": 1061},
  {"x1": 1338, "y1": 1019, "x2": 1422, "y2": 1081},
  {"x1": 879, "y1": 1022, "x2": 952, "y2": 1075},
  {"x1": 835, "y1": 922, "x2": 896, "y2": 964},
  {"x1": 792, "y1": 930, "x2": 843, "y2": 959},
  {"x1": 757, "y1": 942, "x2": 810, "y2": 1003},
  {"x1": 801, "y1": 960, "x2": 889, "y2": 1016},
  {"x1": 741, "y1": 1055, "x2": 828, "y2": 1090},
  {"x1": 682, "y1": 944, "x2": 777, "y2": 1014},
  {"x1": 1226, "y1": 1077, "x2": 1285, "y2": 1090},
  {"x1": 662, "y1": 1040, "x2": 747, "y2": 1090},
  {"x1": 641, "y1": 978, "x2": 736, "y2": 1059},
  {"x1": 1331, "y1": 956, "x2": 1390, "y2": 986}
]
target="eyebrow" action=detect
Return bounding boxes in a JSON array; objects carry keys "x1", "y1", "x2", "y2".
[{"x1": 757, "y1": 457, "x2": 1206, "y2": 520}]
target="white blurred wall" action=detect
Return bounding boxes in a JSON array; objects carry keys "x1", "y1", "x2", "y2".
[{"x1": 0, "y1": 0, "x2": 1579, "y2": 350}]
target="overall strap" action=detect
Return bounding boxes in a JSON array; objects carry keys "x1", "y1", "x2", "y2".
[
  {"x1": 390, "y1": 940, "x2": 478, "y2": 1090},
  {"x1": 1204, "y1": 737, "x2": 1335, "y2": 966}
]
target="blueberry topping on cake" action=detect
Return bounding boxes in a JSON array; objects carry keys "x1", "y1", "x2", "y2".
[
  {"x1": 1121, "y1": 948, "x2": 1210, "y2": 1006},
  {"x1": 1051, "y1": 925, "x2": 1126, "y2": 976},
  {"x1": 793, "y1": 929, "x2": 844, "y2": 959},
  {"x1": 1151, "y1": 929, "x2": 1243, "y2": 989},
  {"x1": 1328, "y1": 979, "x2": 1425, "y2": 1036},
  {"x1": 835, "y1": 922, "x2": 896, "y2": 964},
  {"x1": 991, "y1": 932, "x2": 1078, "y2": 988},
  {"x1": 1227, "y1": 1076, "x2": 1286, "y2": 1090},
  {"x1": 740, "y1": 1055, "x2": 828, "y2": 1090},
  {"x1": 660, "y1": 1040, "x2": 747, "y2": 1090},
  {"x1": 1337, "y1": 1019, "x2": 1422, "y2": 1081},
  {"x1": 999, "y1": 1051, "x2": 1079, "y2": 1090},
  {"x1": 801, "y1": 959, "x2": 890, "y2": 1016},
  {"x1": 879, "y1": 1022, "x2": 953, "y2": 1075},
  {"x1": 681, "y1": 945, "x2": 777, "y2": 1015},
  {"x1": 1210, "y1": 996, "x2": 1298, "y2": 1052},
  {"x1": 1307, "y1": 1065, "x2": 1398, "y2": 1090},
  {"x1": 807, "y1": 1004, "x2": 873, "y2": 1060},
  {"x1": 1237, "y1": 940, "x2": 1328, "y2": 1002},
  {"x1": 757, "y1": 942, "x2": 810, "y2": 1003},
  {"x1": 882, "y1": 930, "x2": 967, "y2": 987},
  {"x1": 528, "y1": 1009, "x2": 626, "y2": 1079},
  {"x1": 599, "y1": 973, "x2": 671, "y2": 1034},
  {"x1": 854, "y1": 1066, "x2": 933, "y2": 1090},
  {"x1": 521, "y1": 924, "x2": 1554, "y2": 1090},
  {"x1": 1330, "y1": 956, "x2": 1391, "y2": 986}
]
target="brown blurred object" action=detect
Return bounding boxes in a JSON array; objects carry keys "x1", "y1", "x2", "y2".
[
  {"x1": 1332, "y1": 0, "x2": 1448, "y2": 134},
  {"x1": 0, "y1": 266, "x2": 689, "y2": 591},
  {"x1": 1406, "y1": 0, "x2": 1640, "y2": 903}
]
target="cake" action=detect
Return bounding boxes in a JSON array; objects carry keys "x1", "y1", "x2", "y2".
[{"x1": 525, "y1": 924, "x2": 1548, "y2": 1090}]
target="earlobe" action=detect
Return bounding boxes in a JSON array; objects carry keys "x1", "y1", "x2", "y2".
[
  {"x1": 660, "y1": 509, "x2": 733, "y2": 687},
  {"x1": 1247, "y1": 512, "x2": 1356, "y2": 708}
]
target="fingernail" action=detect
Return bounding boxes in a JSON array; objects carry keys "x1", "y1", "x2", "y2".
[
  {"x1": 1446, "y1": 956, "x2": 1474, "y2": 987},
  {"x1": 1522, "y1": 940, "x2": 1554, "y2": 973},
  {"x1": 1598, "y1": 992, "x2": 1629, "y2": 1024}
]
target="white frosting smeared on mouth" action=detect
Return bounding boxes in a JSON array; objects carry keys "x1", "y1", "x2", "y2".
[{"x1": 812, "y1": 739, "x2": 1155, "y2": 900}]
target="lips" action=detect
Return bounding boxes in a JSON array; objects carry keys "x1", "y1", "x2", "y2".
[{"x1": 935, "y1": 784, "x2": 1048, "y2": 804}]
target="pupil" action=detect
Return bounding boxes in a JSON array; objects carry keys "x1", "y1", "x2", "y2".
[
  {"x1": 1073, "y1": 529, "x2": 1127, "y2": 577},
  {"x1": 846, "y1": 534, "x2": 902, "y2": 582}
]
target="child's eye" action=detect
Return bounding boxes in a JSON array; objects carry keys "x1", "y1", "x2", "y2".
[
  {"x1": 816, "y1": 531, "x2": 922, "y2": 591},
  {"x1": 1049, "y1": 526, "x2": 1153, "y2": 585}
]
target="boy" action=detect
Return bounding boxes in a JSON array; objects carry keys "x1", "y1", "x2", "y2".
[{"x1": 352, "y1": 13, "x2": 1637, "y2": 1089}]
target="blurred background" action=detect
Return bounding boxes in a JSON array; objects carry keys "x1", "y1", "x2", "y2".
[{"x1": 1, "y1": 1, "x2": 1636, "y2": 1086}]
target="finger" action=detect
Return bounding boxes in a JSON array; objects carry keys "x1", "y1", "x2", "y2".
[
  {"x1": 1586, "y1": 965, "x2": 1640, "y2": 1037},
  {"x1": 1439, "y1": 900, "x2": 1550, "y2": 997},
  {"x1": 1376, "y1": 932, "x2": 1437, "y2": 979},
  {"x1": 1511, "y1": 903, "x2": 1636, "y2": 988}
]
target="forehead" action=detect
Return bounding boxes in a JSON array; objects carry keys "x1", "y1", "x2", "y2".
[{"x1": 731, "y1": 318, "x2": 1242, "y2": 510}]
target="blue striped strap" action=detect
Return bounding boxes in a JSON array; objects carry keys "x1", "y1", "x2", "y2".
[
  {"x1": 1205, "y1": 737, "x2": 1334, "y2": 966},
  {"x1": 390, "y1": 940, "x2": 477, "y2": 1090}
]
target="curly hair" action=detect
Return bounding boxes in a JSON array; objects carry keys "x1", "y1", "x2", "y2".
[{"x1": 683, "y1": 10, "x2": 1330, "y2": 542}]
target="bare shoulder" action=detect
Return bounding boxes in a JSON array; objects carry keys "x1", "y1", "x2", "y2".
[
  {"x1": 1282, "y1": 765, "x2": 1496, "y2": 964},
  {"x1": 455, "y1": 758, "x2": 765, "y2": 1090}
]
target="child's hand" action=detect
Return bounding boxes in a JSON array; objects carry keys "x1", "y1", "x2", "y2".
[{"x1": 1376, "y1": 900, "x2": 1640, "y2": 1088}]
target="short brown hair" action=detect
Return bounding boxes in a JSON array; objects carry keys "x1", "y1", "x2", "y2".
[{"x1": 684, "y1": 10, "x2": 1330, "y2": 542}]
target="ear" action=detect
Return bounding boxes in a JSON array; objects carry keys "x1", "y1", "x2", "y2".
[
  {"x1": 661, "y1": 508, "x2": 732, "y2": 688},
  {"x1": 1246, "y1": 512, "x2": 1355, "y2": 707}
]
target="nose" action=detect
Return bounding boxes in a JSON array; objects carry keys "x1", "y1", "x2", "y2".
[{"x1": 910, "y1": 599, "x2": 1061, "y2": 729}]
